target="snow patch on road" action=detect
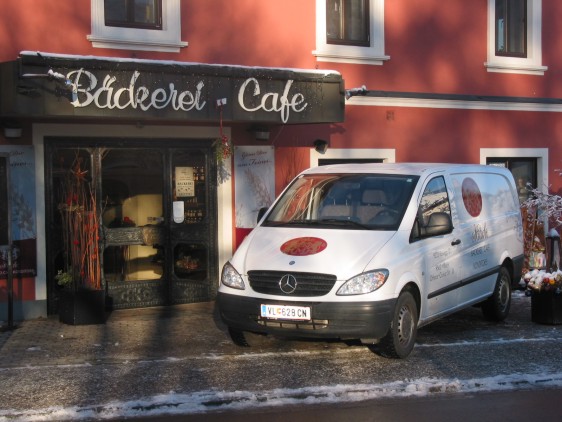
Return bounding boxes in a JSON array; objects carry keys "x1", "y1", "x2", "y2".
[{"x1": 1, "y1": 372, "x2": 561, "y2": 421}]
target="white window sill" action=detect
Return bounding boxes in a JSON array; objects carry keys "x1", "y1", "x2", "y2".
[
  {"x1": 484, "y1": 61, "x2": 547, "y2": 76},
  {"x1": 87, "y1": 35, "x2": 188, "y2": 53},
  {"x1": 313, "y1": 50, "x2": 390, "y2": 66}
]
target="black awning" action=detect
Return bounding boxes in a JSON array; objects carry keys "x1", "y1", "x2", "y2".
[{"x1": 0, "y1": 51, "x2": 345, "y2": 125}]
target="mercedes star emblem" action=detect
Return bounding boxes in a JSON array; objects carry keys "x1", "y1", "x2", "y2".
[{"x1": 279, "y1": 274, "x2": 298, "y2": 294}]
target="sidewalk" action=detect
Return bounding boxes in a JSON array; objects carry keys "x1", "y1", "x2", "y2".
[
  {"x1": 0, "y1": 290, "x2": 537, "y2": 369},
  {"x1": 0, "y1": 301, "x2": 228, "y2": 368}
]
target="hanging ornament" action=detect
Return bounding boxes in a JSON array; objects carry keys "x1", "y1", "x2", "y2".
[{"x1": 214, "y1": 99, "x2": 232, "y2": 164}]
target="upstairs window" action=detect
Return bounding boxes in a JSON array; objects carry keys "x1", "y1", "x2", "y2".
[
  {"x1": 89, "y1": 0, "x2": 187, "y2": 52},
  {"x1": 104, "y1": 0, "x2": 162, "y2": 30},
  {"x1": 314, "y1": 0, "x2": 388, "y2": 66},
  {"x1": 485, "y1": 0, "x2": 546, "y2": 75},
  {"x1": 495, "y1": 0, "x2": 526, "y2": 57},
  {"x1": 326, "y1": 0, "x2": 370, "y2": 47}
]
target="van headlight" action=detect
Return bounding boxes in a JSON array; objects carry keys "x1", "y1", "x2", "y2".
[
  {"x1": 337, "y1": 270, "x2": 389, "y2": 295},
  {"x1": 221, "y1": 262, "x2": 245, "y2": 290}
]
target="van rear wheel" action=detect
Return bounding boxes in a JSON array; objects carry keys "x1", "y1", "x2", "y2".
[
  {"x1": 482, "y1": 267, "x2": 511, "y2": 321},
  {"x1": 376, "y1": 290, "x2": 418, "y2": 359}
]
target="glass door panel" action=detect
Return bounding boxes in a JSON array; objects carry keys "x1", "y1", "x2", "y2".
[
  {"x1": 101, "y1": 148, "x2": 166, "y2": 307},
  {"x1": 174, "y1": 243, "x2": 207, "y2": 281},
  {"x1": 169, "y1": 148, "x2": 215, "y2": 303}
]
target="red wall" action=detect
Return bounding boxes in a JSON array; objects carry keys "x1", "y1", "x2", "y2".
[
  {"x1": 2, "y1": 0, "x2": 562, "y2": 245},
  {"x1": 2, "y1": 1, "x2": 562, "y2": 98}
]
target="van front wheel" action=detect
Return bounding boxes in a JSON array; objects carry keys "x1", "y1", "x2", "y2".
[
  {"x1": 377, "y1": 290, "x2": 418, "y2": 359},
  {"x1": 482, "y1": 267, "x2": 511, "y2": 321}
]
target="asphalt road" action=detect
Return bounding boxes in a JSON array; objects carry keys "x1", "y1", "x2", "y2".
[{"x1": 0, "y1": 291, "x2": 560, "y2": 420}]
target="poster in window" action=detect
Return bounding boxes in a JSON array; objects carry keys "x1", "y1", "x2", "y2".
[
  {"x1": 0, "y1": 146, "x2": 37, "y2": 280},
  {"x1": 234, "y1": 146, "x2": 275, "y2": 228},
  {"x1": 0, "y1": 156, "x2": 8, "y2": 246}
]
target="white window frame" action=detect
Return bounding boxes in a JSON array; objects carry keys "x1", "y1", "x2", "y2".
[
  {"x1": 485, "y1": 0, "x2": 547, "y2": 75},
  {"x1": 313, "y1": 0, "x2": 389, "y2": 66},
  {"x1": 480, "y1": 148, "x2": 549, "y2": 193},
  {"x1": 88, "y1": 0, "x2": 188, "y2": 52},
  {"x1": 310, "y1": 148, "x2": 395, "y2": 167}
]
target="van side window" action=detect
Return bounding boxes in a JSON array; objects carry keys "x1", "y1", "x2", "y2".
[{"x1": 411, "y1": 176, "x2": 452, "y2": 241}]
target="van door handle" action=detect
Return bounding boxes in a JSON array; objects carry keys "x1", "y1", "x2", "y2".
[{"x1": 451, "y1": 239, "x2": 461, "y2": 246}]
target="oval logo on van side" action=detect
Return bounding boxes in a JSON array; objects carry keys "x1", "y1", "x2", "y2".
[
  {"x1": 462, "y1": 177, "x2": 483, "y2": 217},
  {"x1": 280, "y1": 237, "x2": 327, "y2": 256}
]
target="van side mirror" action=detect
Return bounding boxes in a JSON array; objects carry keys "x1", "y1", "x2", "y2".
[
  {"x1": 424, "y1": 212, "x2": 453, "y2": 236},
  {"x1": 257, "y1": 207, "x2": 268, "y2": 224}
]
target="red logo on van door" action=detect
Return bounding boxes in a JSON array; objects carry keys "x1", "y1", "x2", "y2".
[
  {"x1": 461, "y1": 177, "x2": 482, "y2": 217},
  {"x1": 280, "y1": 237, "x2": 327, "y2": 256}
]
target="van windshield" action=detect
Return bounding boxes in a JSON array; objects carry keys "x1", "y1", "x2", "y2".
[{"x1": 262, "y1": 173, "x2": 419, "y2": 230}]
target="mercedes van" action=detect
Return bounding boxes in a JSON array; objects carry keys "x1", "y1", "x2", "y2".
[{"x1": 217, "y1": 163, "x2": 525, "y2": 358}]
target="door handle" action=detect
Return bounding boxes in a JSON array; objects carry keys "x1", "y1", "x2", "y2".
[{"x1": 451, "y1": 239, "x2": 461, "y2": 246}]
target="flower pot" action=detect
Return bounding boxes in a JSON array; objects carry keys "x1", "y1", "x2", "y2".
[
  {"x1": 531, "y1": 290, "x2": 562, "y2": 325},
  {"x1": 59, "y1": 289, "x2": 107, "y2": 325}
]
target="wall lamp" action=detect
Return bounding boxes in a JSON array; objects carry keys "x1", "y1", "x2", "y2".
[
  {"x1": 249, "y1": 125, "x2": 270, "y2": 141},
  {"x1": 313, "y1": 139, "x2": 328, "y2": 154},
  {"x1": 345, "y1": 85, "x2": 368, "y2": 100},
  {"x1": 20, "y1": 68, "x2": 78, "y2": 103}
]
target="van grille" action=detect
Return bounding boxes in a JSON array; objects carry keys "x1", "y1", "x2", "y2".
[
  {"x1": 256, "y1": 317, "x2": 329, "y2": 330},
  {"x1": 248, "y1": 270, "x2": 337, "y2": 297}
]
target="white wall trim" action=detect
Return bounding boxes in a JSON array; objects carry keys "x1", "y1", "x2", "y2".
[
  {"x1": 348, "y1": 96, "x2": 562, "y2": 113},
  {"x1": 32, "y1": 123, "x2": 232, "y2": 301},
  {"x1": 310, "y1": 148, "x2": 396, "y2": 167}
]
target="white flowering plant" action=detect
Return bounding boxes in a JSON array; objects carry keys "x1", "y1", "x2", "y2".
[{"x1": 523, "y1": 269, "x2": 562, "y2": 294}]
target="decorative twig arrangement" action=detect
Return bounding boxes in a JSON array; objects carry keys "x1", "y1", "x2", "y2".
[{"x1": 57, "y1": 155, "x2": 102, "y2": 290}]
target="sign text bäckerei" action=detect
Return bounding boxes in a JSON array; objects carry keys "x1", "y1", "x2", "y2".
[{"x1": 67, "y1": 69, "x2": 311, "y2": 123}]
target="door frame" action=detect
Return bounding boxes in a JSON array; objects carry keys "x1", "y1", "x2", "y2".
[
  {"x1": 45, "y1": 138, "x2": 219, "y2": 311},
  {"x1": 34, "y1": 124, "x2": 233, "y2": 315}
]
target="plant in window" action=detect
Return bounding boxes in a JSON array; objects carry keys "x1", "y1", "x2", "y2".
[
  {"x1": 57, "y1": 156, "x2": 102, "y2": 291},
  {"x1": 521, "y1": 175, "x2": 562, "y2": 294},
  {"x1": 523, "y1": 188, "x2": 562, "y2": 230}
]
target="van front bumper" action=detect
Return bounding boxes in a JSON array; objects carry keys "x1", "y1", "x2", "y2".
[{"x1": 217, "y1": 292, "x2": 396, "y2": 340}]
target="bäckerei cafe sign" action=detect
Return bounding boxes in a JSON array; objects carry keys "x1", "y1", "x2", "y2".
[{"x1": 0, "y1": 51, "x2": 344, "y2": 124}]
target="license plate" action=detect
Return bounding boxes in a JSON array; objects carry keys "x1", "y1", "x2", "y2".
[{"x1": 260, "y1": 304, "x2": 311, "y2": 321}]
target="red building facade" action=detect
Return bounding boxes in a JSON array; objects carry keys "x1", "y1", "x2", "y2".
[{"x1": 0, "y1": 0, "x2": 560, "y2": 320}]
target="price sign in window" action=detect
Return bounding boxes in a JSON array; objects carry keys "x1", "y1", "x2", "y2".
[{"x1": 175, "y1": 166, "x2": 195, "y2": 197}]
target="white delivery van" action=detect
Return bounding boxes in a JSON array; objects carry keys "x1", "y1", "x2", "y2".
[{"x1": 217, "y1": 163, "x2": 524, "y2": 358}]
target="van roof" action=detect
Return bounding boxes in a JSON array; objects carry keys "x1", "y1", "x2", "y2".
[{"x1": 304, "y1": 162, "x2": 510, "y2": 177}]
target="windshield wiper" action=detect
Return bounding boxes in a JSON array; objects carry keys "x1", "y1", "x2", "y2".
[
  {"x1": 263, "y1": 219, "x2": 371, "y2": 229},
  {"x1": 318, "y1": 218, "x2": 371, "y2": 229},
  {"x1": 262, "y1": 219, "x2": 313, "y2": 227}
]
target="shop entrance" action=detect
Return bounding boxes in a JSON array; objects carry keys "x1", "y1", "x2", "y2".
[{"x1": 45, "y1": 138, "x2": 218, "y2": 313}]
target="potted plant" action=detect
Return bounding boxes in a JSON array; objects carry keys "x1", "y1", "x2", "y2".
[
  {"x1": 57, "y1": 156, "x2": 106, "y2": 325},
  {"x1": 522, "y1": 178, "x2": 562, "y2": 325},
  {"x1": 523, "y1": 269, "x2": 562, "y2": 324}
]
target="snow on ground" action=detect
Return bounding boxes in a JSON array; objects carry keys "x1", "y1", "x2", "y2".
[{"x1": 0, "y1": 371, "x2": 561, "y2": 421}]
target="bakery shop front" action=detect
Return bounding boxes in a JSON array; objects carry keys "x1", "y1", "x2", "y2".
[{"x1": 0, "y1": 52, "x2": 344, "y2": 318}]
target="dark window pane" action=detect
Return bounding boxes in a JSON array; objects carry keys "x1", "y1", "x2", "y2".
[
  {"x1": 495, "y1": 0, "x2": 526, "y2": 57},
  {"x1": 104, "y1": 0, "x2": 162, "y2": 30},
  {"x1": 326, "y1": 0, "x2": 369, "y2": 47}
]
